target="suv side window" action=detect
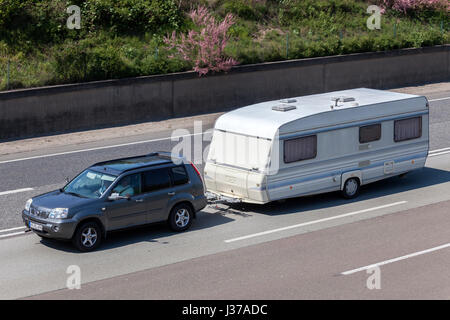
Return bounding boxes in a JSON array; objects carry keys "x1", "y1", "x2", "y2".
[
  {"x1": 112, "y1": 173, "x2": 141, "y2": 197},
  {"x1": 142, "y1": 168, "x2": 171, "y2": 193},
  {"x1": 170, "y1": 166, "x2": 189, "y2": 186}
]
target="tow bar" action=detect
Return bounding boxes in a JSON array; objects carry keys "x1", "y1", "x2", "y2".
[{"x1": 206, "y1": 191, "x2": 243, "y2": 205}]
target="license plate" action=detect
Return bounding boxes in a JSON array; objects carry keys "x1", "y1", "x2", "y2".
[{"x1": 29, "y1": 221, "x2": 43, "y2": 232}]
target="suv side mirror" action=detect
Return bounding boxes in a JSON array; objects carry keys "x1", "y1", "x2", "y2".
[{"x1": 108, "y1": 193, "x2": 129, "y2": 201}]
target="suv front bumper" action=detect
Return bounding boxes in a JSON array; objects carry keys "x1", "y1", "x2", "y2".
[{"x1": 22, "y1": 210, "x2": 77, "y2": 240}]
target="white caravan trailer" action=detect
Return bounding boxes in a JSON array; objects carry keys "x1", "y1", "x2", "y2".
[{"x1": 205, "y1": 88, "x2": 429, "y2": 204}]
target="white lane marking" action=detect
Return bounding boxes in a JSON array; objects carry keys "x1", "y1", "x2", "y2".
[
  {"x1": 429, "y1": 150, "x2": 450, "y2": 157},
  {"x1": 225, "y1": 201, "x2": 407, "y2": 243},
  {"x1": 429, "y1": 97, "x2": 450, "y2": 102},
  {"x1": 0, "y1": 132, "x2": 206, "y2": 165},
  {"x1": 0, "y1": 188, "x2": 34, "y2": 196},
  {"x1": 428, "y1": 147, "x2": 450, "y2": 158},
  {"x1": 341, "y1": 242, "x2": 450, "y2": 275},
  {"x1": 0, "y1": 231, "x2": 27, "y2": 239},
  {"x1": 428, "y1": 147, "x2": 450, "y2": 154},
  {"x1": 0, "y1": 226, "x2": 26, "y2": 234},
  {"x1": 428, "y1": 147, "x2": 450, "y2": 157}
]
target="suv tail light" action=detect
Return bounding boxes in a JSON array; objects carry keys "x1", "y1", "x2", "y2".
[{"x1": 190, "y1": 162, "x2": 203, "y2": 185}]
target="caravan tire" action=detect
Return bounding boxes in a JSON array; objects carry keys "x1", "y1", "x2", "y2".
[{"x1": 342, "y1": 178, "x2": 360, "y2": 199}]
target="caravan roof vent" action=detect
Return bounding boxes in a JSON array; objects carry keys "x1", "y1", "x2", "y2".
[
  {"x1": 279, "y1": 98, "x2": 298, "y2": 104},
  {"x1": 272, "y1": 104, "x2": 297, "y2": 112},
  {"x1": 331, "y1": 96, "x2": 356, "y2": 109},
  {"x1": 331, "y1": 96, "x2": 356, "y2": 103}
]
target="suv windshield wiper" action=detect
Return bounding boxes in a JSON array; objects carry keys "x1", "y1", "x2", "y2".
[{"x1": 63, "y1": 190, "x2": 86, "y2": 198}]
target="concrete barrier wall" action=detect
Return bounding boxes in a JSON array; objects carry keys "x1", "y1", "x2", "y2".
[{"x1": 0, "y1": 45, "x2": 449, "y2": 140}]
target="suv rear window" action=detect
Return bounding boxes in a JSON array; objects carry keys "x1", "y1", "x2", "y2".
[
  {"x1": 142, "y1": 168, "x2": 171, "y2": 193},
  {"x1": 170, "y1": 166, "x2": 189, "y2": 186}
]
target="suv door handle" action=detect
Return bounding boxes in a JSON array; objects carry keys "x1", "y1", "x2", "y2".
[
  {"x1": 168, "y1": 192, "x2": 176, "y2": 196},
  {"x1": 135, "y1": 199, "x2": 144, "y2": 203}
]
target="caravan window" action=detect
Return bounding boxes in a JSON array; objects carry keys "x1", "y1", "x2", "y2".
[
  {"x1": 359, "y1": 124, "x2": 381, "y2": 143},
  {"x1": 394, "y1": 117, "x2": 422, "y2": 142},
  {"x1": 284, "y1": 135, "x2": 317, "y2": 163}
]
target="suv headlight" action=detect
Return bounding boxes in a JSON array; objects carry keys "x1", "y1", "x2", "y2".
[
  {"x1": 49, "y1": 208, "x2": 69, "y2": 219},
  {"x1": 25, "y1": 199, "x2": 33, "y2": 211}
]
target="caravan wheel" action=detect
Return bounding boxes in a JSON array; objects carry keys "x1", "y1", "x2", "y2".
[{"x1": 342, "y1": 178, "x2": 360, "y2": 199}]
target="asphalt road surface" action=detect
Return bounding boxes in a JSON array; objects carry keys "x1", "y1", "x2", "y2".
[{"x1": 0, "y1": 84, "x2": 449, "y2": 299}]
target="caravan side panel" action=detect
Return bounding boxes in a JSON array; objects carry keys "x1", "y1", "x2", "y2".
[{"x1": 266, "y1": 105, "x2": 429, "y2": 202}]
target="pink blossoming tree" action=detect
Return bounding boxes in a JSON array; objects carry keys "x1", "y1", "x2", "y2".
[
  {"x1": 164, "y1": 6, "x2": 238, "y2": 76},
  {"x1": 378, "y1": 0, "x2": 449, "y2": 14}
]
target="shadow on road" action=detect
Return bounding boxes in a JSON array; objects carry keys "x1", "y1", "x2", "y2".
[
  {"x1": 229, "y1": 167, "x2": 450, "y2": 216},
  {"x1": 39, "y1": 209, "x2": 234, "y2": 253}
]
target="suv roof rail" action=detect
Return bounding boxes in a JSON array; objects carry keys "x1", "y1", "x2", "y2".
[
  {"x1": 92, "y1": 155, "x2": 146, "y2": 167},
  {"x1": 91, "y1": 152, "x2": 174, "y2": 169},
  {"x1": 147, "y1": 151, "x2": 174, "y2": 160}
]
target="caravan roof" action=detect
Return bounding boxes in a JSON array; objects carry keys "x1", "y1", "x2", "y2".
[{"x1": 214, "y1": 88, "x2": 427, "y2": 139}]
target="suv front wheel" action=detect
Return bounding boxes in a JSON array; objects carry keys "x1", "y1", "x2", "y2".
[
  {"x1": 168, "y1": 203, "x2": 193, "y2": 232},
  {"x1": 72, "y1": 221, "x2": 102, "y2": 252}
]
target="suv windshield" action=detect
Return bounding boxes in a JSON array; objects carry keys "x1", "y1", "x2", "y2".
[{"x1": 63, "y1": 170, "x2": 117, "y2": 199}]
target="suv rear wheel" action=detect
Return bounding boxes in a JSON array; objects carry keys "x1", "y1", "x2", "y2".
[
  {"x1": 72, "y1": 221, "x2": 102, "y2": 252},
  {"x1": 168, "y1": 203, "x2": 193, "y2": 232}
]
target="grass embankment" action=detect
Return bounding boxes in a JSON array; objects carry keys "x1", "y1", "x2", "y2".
[{"x1": 0, "y1": 0, "x2": 448, "y2": 91}]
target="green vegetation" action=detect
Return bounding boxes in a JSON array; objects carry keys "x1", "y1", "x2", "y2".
[{"x1": 0, "y1": 0, "x2": 448, "y2": 90}]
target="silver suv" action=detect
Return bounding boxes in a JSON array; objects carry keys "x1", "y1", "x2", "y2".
[{"x1": 22, "y1": 152, "x2": 207, "y2": 251}]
